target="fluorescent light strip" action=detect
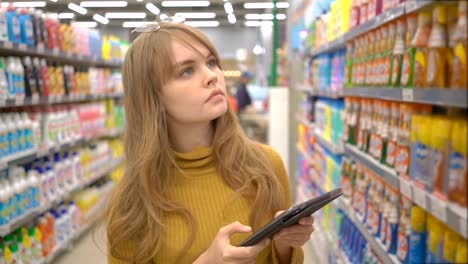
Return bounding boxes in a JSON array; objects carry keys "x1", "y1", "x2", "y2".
[
  {"x1": 49, "y1": 0, "x2": 58, "y2": 2},
  {"x1": 245, "y1": 13, "x2": 286, "y2": 20},
  {"x1": 12, "y1": 1, "x2": 46, "y2": 7},
  {"x1": 68, "y1": 3, "x2": 88, "y2": 15},
  {"x1": 59, "y1": 13, "x2": 75, "y2": 19},
  {"x1": 174, "y1": 12, "x2": 215, "y2": 19},
  {"x1": 162, "y1": 1, "x2": 210, "y2": 7},
  {"x1": 73, "y1": 21, "x2": 98, "y2": 28},
  {"x1": 223, "y1": 2, "x2": 233, "y2": 14},
  {"x1": 105, "y1": 12, "x2": 146, "y2": 19},
  {"x1": 80, "y1": 1, "x2": 128, "y2": 7},
  {"x1": 93, "y1": 14, "x2": 109, "y2": 24},
  {"x1": 0, "y1": 3, "x2": 9, "y2": 8},
  {"x1": 160, "y1": 13, "x2": 169, "y2": 20},
  {"x1": 244, "y1": 21, "x2": 273, "y2": 27},
  {"x1": 243, "y1": 2, "x2": 289, "y2": 9},
  {"x1": 146, "y1": 3, "x2": 160, "y2": 15},
  {"x1": 184, "y1": 21, "x2": 219, "y2": 27},
  {"x1": 228, "y1": 13, "x2": 236, "y2": 24},
  {"x1": 122, "y1": 21, "x2": 153, "y2": 28}
]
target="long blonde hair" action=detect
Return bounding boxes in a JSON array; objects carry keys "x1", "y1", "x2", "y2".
[{"x1": 107, "y1": 22, "x2": 287, "y2": 263}]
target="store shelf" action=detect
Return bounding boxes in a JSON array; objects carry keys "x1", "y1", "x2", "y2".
[
  {"x1": 344, "y1": 144, "x2": 400, "y2": 189},
  {"x1": 344, "y1": 88, "x2": 467, "y2": 108},
  {"x1": 295, "y1": 113, "x2": 315, "y2": 129},
  {"x1": 311, "y1": 90, "x2": 344, "y2": 99},
  {"x1": 0, "y1": 157, "x2": 123, "y2": 237},
  {"x1": 0, "y1": 41, "x2": 122, "y2": 68},
  {"x1": 0, "y1": 129, "x2": 125, "y2": 171},
  {"x1": 0, "y1": 93, "x2": 124, "y2": 109},
  {"x1": 310, "y1": 35, "x2": 347, "y2": 57},
  {"x1": 405, "y1": 0, "x2": 436, "y2": 14},
  {"x1": 337, "y1": 199, "x2": 400, "y2": 264},
  {"x1": 296, "y1": 143, "x2": 315, "y2": 166},
  {"x1": 399, "y1": 178, "x2": 468, "y2": 239},
  {"x1": 314, "y1": 130, "x2": 344, "y2": 155}
]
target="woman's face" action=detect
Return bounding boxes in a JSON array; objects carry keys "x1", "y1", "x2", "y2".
[{"x1": 161, "y1": 39, "x2": 227, "y2": 125}]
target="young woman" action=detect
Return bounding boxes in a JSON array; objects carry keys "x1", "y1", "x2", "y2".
[{"x1": 107, "y1": 20, "x2": 315, "y2": 264}]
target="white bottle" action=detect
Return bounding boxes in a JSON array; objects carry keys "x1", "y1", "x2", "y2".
[
  {"x1": 0, "y1": 180, "x2": 9, "y2": 226},
  {"x1": 27, "y1": 168, "x2": 40, "y2": 209},
  {"x1": 0, "y1": 8, "x2": 9, "y2": 42},
  {"x1": 5, "y1": 114, "x2": 18, "y2": 155},
  {"x1": 72, "y1": 151, "x2": 82, "y2": 185},
  {"x1": 15, "y1": 57, "x2": 25, "y2": 100},
  {"x1": 60, "y1": 208, "x2": 71, "y2": 241},
  {"x1": 6, "y1": 57, "x2": 16, "y2": 99},
  {"x1": 3, "y1": 178, "x2": 15, "y2": 221},
  {"x1": 30, "y1": 112, "x2": 41, "y2": 148},
  {"x1": 68, "y1": 201, "x2": 80, "y2": 234},
  {"x1": 0, "y1": 115, "x2": 8, "y2": 158},
  {"x1": 45, "y1": 165, "x2": 57, "y2": 202},
  {"x1": 54, "y1": 153, "x2": 64, "y2": 196},
  {"x1": 14, "y1": 113, "x2": 25, "y2": 152},
  {"x1": 35, "y1": 166, "x2": 48, "y2": 207},
  {"x1": 0, "y1": 57, "x2": 8, "y2": 101},
  {"x1": 62, "y1": 152, "x2": 73, "y2": 190},
  {"x1": 17, "y1": 167, "x2": 30, "y2": 212},
  {"x1": 10, "y1": 168, "x2": 24, "y2": 217},
  {"x1": 21, "y1": 112, "x2": 33, "y2": 149}
]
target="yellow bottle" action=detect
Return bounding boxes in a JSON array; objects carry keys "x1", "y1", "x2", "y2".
[
  {"x1": 443, "y1": 229, "x2": 460, "y2": 262},
  {"x1": 448, "y1": 119, "x2": 468, "y2": 207},
  {"x1": 426, "y1": 5, "x2": 449, "y2": 88},
  {"x1": 455, "y1": 238, "x2": 468, "y2": 263},
  {"x1": 430, "y1": 116, "x2": 452, "y2": 197},
  {"x1": 413, "y1": 11, "x2": 432, "y2": 88},
  {"x1": 450, "y1": 1, "x2": 468, "y2": 89}
]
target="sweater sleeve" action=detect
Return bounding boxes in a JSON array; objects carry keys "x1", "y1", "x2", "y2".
[{"x1": 261, "y1": 145, "x2": 304, "y2": 264}]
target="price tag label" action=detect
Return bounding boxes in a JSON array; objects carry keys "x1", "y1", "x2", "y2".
[
  {"x1": 77, "y1": 54, "x2": 83, "y2": 60},
  {"x1": 460, "y1": 217, "x2": 467, "y2": 239},
  {"x1": 66, "y1": 52, "x2": 73, "y2": 58},
  {"x1": 0, "y1": 159, "x2": 7, "y2": 171},
  {"x1": 0, "y1": 98, "x2": 6, "y2": 106},
  {"x1": 31, "y1": 95, "x2": 39, "y2": 104},
  {"x1": 52, "y1": 48, "x2": 60, "y2": 55},
  {"x1": 18, "y1": 43, "x2": 27, "y2": 51},
  {"x1": 430, "y1": 195, "x2": 447, "y2": 222},
  {"x1": 4, "y1": 41, "x2": 13, "y2": 49},
  {"x1": 37, "y1": 45, "x2": 45, "y2": 53},
  {"x1": 413, "y1": 187, "x2": 427, "y2": 209},
  {"x1": 402, "y1": 89, "x2": 414, "y2": 102},
  {"x1": 399, "y1": 178, "x2": 413, "y2": 199}
]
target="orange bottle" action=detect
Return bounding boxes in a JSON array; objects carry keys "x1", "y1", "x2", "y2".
[
  {"x1": 426, "y1": 5, "x2": 449, "y2": 88},
  {"x1": 412, "y1": 11, "x2": 432, "y2": 88},
  {"x1": 450, "y1": 1, "x2": 468, "y2": 89}
]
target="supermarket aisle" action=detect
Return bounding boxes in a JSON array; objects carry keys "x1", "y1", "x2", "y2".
[{"x1": 55, "y1": 223, "x2": 107, "y2": 264}]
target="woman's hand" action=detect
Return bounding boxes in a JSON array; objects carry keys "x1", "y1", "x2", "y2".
[
  {"x1": 272, "y1": 211, "x2": 315, "y2": 263},
  {"x1": 194, "y1": 221, "x2": 270, "y2": 264}
]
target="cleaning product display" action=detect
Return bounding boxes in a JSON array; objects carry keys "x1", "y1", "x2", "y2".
[
  {"x1": 293, "y1": 0, "x2": 467, "y2": 262},
  {"x1": 0, "y1": 55, "x2": 123, "y2": 102},
  {"x1": 0, "y1": 6, "x2": 128, "y2": 62}
]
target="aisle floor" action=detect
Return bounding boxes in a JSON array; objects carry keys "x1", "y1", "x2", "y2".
[{"x1": 54, "y1": 225, "x2": 316, "y2": 264}]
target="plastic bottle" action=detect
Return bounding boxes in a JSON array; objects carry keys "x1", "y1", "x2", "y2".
[
  {"x1": 27, "y1": 168, "x2": 40, "y2": 209},
  {"x1": 6, "y1": 6, "x2": 20, "y2": 44},
  {"x1": 426, "y1": 216, "x2": 445, "y2": 263},
  {"x1": 68, "y1": 201, "x2": 82, "y2": 234},
  {"x1": 29, "y1": 227, "x2": 43, "y2": 262},
  {"x1": 392, "y1": 18, "x2": 406, "y2": 87},
  {"x1": 21, "y1": 113, "x2": 33, "y2": 149},
  {"x1": 448, "y1": 119, "x2": 467, "y2": 207},
  {"x1": 3, "y1": 179, "x2": 15, "y2": 221},
  {"x1": 430, "y1": 117, "x2": 452, "y2": 197},
  {"x1": 15, "y1": 57, "x2": 25, "y2": 100},
  {"x1": 45, "y1": 165, "x2": 57, "y2": 202},
  {"x1": 18, "y1": 8, "x2": 34, "y2": 46},
  {"x1": 22, "y1": 56, "x2": 38, "y2": 98},
  {"x1": 6, "y1": 57, "x2": 16, "y2": 98},
  {"x1": 0, "y1": 116, "x2": 8, "y2": 158},
  {"x1": 0, "y1": 181, "x2": 9, "y2": 226},
  {"x1": 37, "y1": 217, "x2": 49, "y2": 256},
  {"x1": 5, "y1": 114, "x2": 18, "y2": 154},
  {"x1": 33, "y1": 9, "x2": 47, "y2": 49},
  {"x1": 18, "y1": 230, "x2": 31, "y2": 264},
  {"x1": 14, "y1": 113, "x2": 25, "y2": 152},
  {"x1": 412, "y1": 11, "x2": 432, "y2": 88},
  {"x1": 39, "y1": 59, "x2": 50, "y2": 97},
  {"x1": 0, "y1": 58, "x2": 8, "y2": 101},
  {"x1": 72, "y1": 151, "x2": 82, "y2": 184},
  {"x1": 426, "y1": 5, "x2": 449, "y2": 88},
  {"x1": 7, "y1": 242, "x2": 19, "y2": 264},
  {"x1": 410, "y1": 115, "x2": 431, "y2": 188},
  {"x1": 11, "y1": 168, "x2": 25, "y2": 217},
  {"x1": 450, "y1": 1, "x2": 467, "y2": 89},
  {"x1": 17, "y1": 167, "x2": 30, "y2": 212},
  {"x1": 32, "y1": 57, "x2": 43, "y2": 96},
  {"x1": 54, "y1": 153, "x2": 65, "y2": 196},
  {"x1": 0, "y1": 8, "x2": 8, "y2": 42},
  {"x1": 455, "y1": 238, "x2": 468, "y2": 263}
]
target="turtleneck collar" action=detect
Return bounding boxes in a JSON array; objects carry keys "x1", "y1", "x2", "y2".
[{"x1": 174, "y1": 146, "x2": 214, "y2": 170}]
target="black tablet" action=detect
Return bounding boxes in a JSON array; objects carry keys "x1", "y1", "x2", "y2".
[{"x1": 239, "y1": 188, "x2": 343, "y2": 247}]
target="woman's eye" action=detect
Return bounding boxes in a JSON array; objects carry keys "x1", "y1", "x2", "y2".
[
  {"x1": 181, "y1": 68, "x2": 194, "y2": 78},
  {"x1": 207, "y1": 59, "x2": 218, "y2": 69}
]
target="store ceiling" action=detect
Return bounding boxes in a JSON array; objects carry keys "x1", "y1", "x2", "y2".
[{"x1": 5, "y1": 0, "x2": 289, "y2": 28}]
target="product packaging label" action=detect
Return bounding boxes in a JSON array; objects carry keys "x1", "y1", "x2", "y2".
[
  {"x1": 396, "y1": 144, "x2": 410, "y2": 175},
  {"x1": 397, "y1": 231, "x2": 409, "y2": 262},
  {"x1": 448, "y1": 151, "x2": 467, "y2": 197}
]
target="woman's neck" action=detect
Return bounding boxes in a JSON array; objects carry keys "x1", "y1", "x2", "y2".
[{"x1": 167, "y1": 120, "x2": 214, "y2": 153}]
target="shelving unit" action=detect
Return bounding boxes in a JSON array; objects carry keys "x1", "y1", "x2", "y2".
[
  {"x1": 0, "y1": 41, "x2": 122, "y2": 68},
  {"x1": 344, "y1": 88, "x2": 468, "y2": 108},
  {"x1": 0, "y1": 128, "x2": 125, "y2": 171},
  {"x1": 0, "y1": 93, "x2": 124, "y2": 109},
  {"x1": 297, "y1": 84, "x2": 344, "y2": 99},
  {"x1": 0, "y1": 157, "x2": 123, "y2": 237},
  {"x1": 314, "y1": 130, "x2": 344, "y2": 155},
  {"x1": 294, "y1": 113, "x2": 314, "y2": 129}
]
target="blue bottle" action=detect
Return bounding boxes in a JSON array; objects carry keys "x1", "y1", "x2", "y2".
[
  {"x1": 6, "y1": 6, "x2": 20, "y2": 44},
  {"x1": 18, "y1": 8, "x2": 34, "y2": 46}
]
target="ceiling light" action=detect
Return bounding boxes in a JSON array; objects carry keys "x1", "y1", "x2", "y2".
[
  {"x1": 184, "y1": 21, "x2": 220, "y2": 27},
  {"x1": 105, "y1": 12, "x2": 146, "y2": 19},
  {"x1": 68, "y1": 3, "x2": 88, "y2": 15},
  {"x1": 244, "y1": 21, "x2": 273, "y2": 27},
  {"x1": 244, "y1": 2, "x2": 273, "y2": 9},
  {"x1": 228, "y1": 13, "x2": 236, "y2": 24},
  {"x1": 276, "y1": 2, "x2": 289, "y2": 8},
  {"x1": 73, "y1": 21, "x2": 98, "y2": 28},
  {"x1": 93, "y1": 14, "x2": 109, "y2": 24},
  {"x1": 224, "y1": 2, "x2": 233, "y2": 14},
  {"x1": 59, "y1": 13, "x2": 75, "y2": 19},
  {"x1": 136, "y1": 0, "x2": 143, "y2": 2},
  {"x1": 276, "y1": 13, "x2": 286, "y2": 20},
  {"x1": 49, "y1": 0, "x2": 58, "y2": 2},
  {"x1": 12, "y1": 1, "x2": 46, "y2": 7},
  {"x1": 146, "y1": 3, "x2": 160, "y2": 15},
  {"x1": 160, "y1": 13, "x2": 169, "y2": 20},
  {"x1": 0, "y1": 2, "x2": 9, "y2": 7},
  {"x1": 122, "y1": 21, "x2": 153, "y2": 28},
  {"x1": 174, "y1": 12, "x2": 215, "y2": 19},
  {"x1": 80, "y1": 1, "x2": 127, "y2": 7},
  {"x1": 161, "y1": 1, "x2": 210, "y2": 7}
]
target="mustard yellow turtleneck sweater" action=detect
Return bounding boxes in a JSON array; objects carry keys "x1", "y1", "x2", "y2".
[{"x1": 108, "y1": 145, "x2": 304, "y2": 264}]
